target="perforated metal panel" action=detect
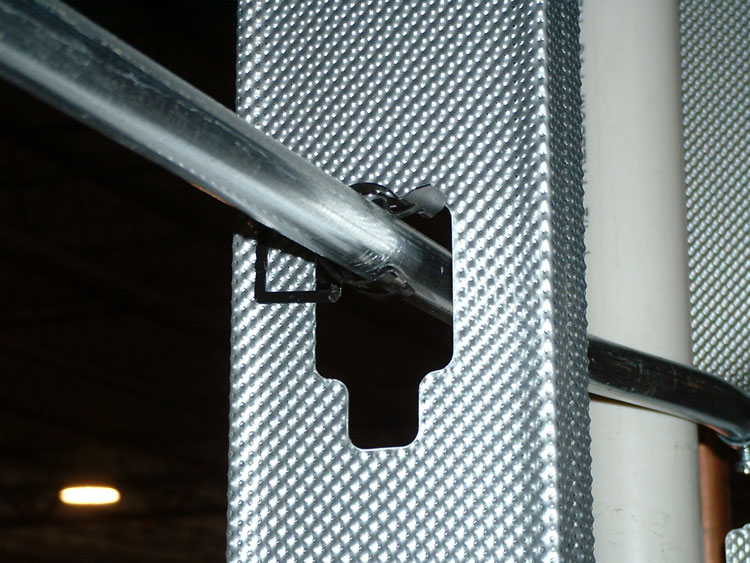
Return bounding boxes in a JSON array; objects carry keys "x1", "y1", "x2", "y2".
[
  {"x1": 680, "y1": 1, "x2": 750, "y2": 556},
  {"x1": 726, "y1": 523, "x2": 750, "y2": 563},
  {"x1": 228, "y1": 1, "x2": 593, "y2": 560},
  {"x1": 680, "y1": 0, "x2": 750, "y2": 389}
]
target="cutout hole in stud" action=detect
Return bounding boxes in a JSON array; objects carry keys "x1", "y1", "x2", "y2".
[{"x1": 316, "y1": 208, "x2": 453, "y2": 448}]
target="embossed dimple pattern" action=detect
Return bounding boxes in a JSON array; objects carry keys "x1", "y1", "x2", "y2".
[
  {"x1": 680, "y1": 0, "x2": 750, "y2": 388},
  {"x1": 681, "y1": 1, "x2": 750, "y2": 554},
  {"x1": 726, "y1": 523, "x2": 750, "y2": 563},
  {"x1": 229, "y1": 1, "x2": 593, "y2": 561}
]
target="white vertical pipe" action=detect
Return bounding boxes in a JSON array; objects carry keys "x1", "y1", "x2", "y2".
[{"x1": 581, "y1": 1, "x2": 703, "y2": 561}]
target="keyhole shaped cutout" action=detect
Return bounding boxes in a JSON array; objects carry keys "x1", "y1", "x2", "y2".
[{"x1": 316, "y1": 209, "x2": 453, "y2": 448}]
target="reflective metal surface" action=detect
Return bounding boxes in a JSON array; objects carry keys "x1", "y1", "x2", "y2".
[
  {"x1": 680, "y1": 0, "x2": 750, "y2": 390},
  {"x1": 0, "y1": 0, "x2": 450, "y2": 322},
  {"x1": 588, "y1": 337, "x2": 750, "y2": 445},
  {"x1": 726, "y1": 522, "x2": 750, "y2": 562},
  {"x1": 230, "y1": 0, "x2": 593, "y2": 560},
  {"x1": 681, "y1": 0, "x2": 750, "y2": 548},
  {"x1": 735, "y1": 446, "x2": 750, "y2": 475}
]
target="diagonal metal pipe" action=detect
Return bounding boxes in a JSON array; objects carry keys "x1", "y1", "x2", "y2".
[
  {"x1": 2, "y1": 0, "x2": 750, "y2": 452},
  {"x1": 587, "y1": 337, "x2": 750, "y2": 446},
  {"x1": 0, "y1": 0, "x2": 451, "y2": 323}
]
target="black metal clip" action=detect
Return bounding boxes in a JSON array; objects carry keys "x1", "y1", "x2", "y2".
[
  {"x1": 254, "y1": 182, "x2": 445, "y2": 305},
  {"x1": 254, "y1": 227, "x2": 341, "y2": 304},
  {"x1": 350, "y1": 182, "x2": 446, "y2": 219}
]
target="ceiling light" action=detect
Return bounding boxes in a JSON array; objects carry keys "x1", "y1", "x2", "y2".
[{"x1": 59, "y1": 485, "x2": 120, "y2": 506}]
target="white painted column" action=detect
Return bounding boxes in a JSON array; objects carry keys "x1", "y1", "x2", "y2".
[{"x1": 581, "y1": 1, "x2": 703, "y2": 561}]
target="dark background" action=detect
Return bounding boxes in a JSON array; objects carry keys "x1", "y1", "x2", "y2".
[
  {"x1": 1, "y1": 1, "x2": 238, "y2": 560},
  {"x1": 0, "y1": 1, "x2": 746, "y2": 562}
]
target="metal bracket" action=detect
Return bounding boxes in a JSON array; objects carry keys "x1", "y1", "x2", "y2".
[
  {"x1": 254, "y1": 227, "x2": 341, "y2": 304},
  {"x1": 350, "y1": 182, "x2": 447, "y2": 219}
]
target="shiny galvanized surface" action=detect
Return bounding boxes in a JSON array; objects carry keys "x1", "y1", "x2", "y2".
[
  {"x1": 229, "y1": 1, "x2": 593, "y2": 560},
  {"x1": 726, "y1": 523, "x2": 750, "y2": 562},
  {"x1": 680, "y1": 0, "x2": 750, "y2": 389},
  {"x1": 680, "y1": 1, "x2": 750, "y2": 555}
]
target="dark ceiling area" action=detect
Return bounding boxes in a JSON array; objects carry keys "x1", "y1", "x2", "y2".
[{"x1": 1, "y1": 1, "x2": 238, "y2": 560}]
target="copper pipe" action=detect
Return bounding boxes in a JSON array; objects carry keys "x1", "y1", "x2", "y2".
[{"x1": 699, "y1": 426, "x2": 731, "y2": 563}]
